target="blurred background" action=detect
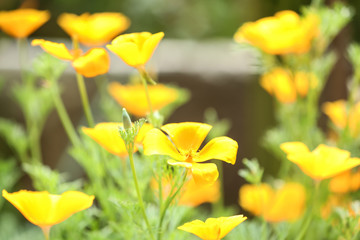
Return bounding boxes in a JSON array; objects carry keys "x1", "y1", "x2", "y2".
[{"x1": 0, "y1": 0, "x2": 358, "y2": 206}]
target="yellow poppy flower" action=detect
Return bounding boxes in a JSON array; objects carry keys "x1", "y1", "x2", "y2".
[
  {"x1": 2, "y1": 190, "x2": 94, "y2": 236},
  {"x1": 151, "y1": 176, "x2": 220, "y2": 207},
  {"x1": 234, "y1": 10, "x2": 319, "y2": 55},
  {"x1": 32, "y1": 39, "x2": 109, "y2": 78},
  {"x1": 260, "y1": 68, "x2": 316, "y2": 103},
  {"x1": 143, "y1": 122, "x2": 238, "y2": 185},
  {"x1": 108, "y1": 82, "x2": 178, "y2": 117},
  {"x1": 329, "y1": 169, "x2": 360, "y2": 194},
  {"x1": 281, "y1": 142, "x2": 360, "y2": 180},
  {"x1": 57, "y1": 12, "x2": 130, "y2": 46},
  {"x1": 322, "y1": 100, "x2": 360, "y2": 137},
  {"x1": 82, "y1": 122, "x2": 153, "y2": 157},
  {"x1": 0, "y1": 8, "x2": 50, "y2": 38},
  {"x1": 106, "y1": 32, "x2": 164, "y2": 68},
  {"x1": 239, "y1": 182, "x2": 306, "y2": 222},
  {"x1": 178, "y1": 215, "x2": 247, "y2": 240},
  {"x1": 179, "y1": 177, "x2": 220, "y2": 207},
  {"x1": 260, "y1": 68, "x2": 297, "y2": 103}
]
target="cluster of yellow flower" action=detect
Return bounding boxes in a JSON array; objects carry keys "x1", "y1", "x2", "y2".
[
  {"x1": 0, "y1": 7, "x2": 246, "y2": 240},
  {"x1": 234, "y1": 6, "x2": 360, "y2": 237},
  {"x1": 1, "y1": 3, "x2": 360, "y2": 240}
]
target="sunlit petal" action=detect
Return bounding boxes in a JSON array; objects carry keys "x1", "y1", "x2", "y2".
[
  {"x1": 161, "y1": 122, "x2": 212, "y2": 154},
  {"x1": 58, "y1": 12, "x2": 130, "y2": 46},
  {"x1": 72, "y1": 48, "x2": 110, "y2": 77},
  {"x1": 82, "y1": 122, "x2": 129, "y2": 157},
  {"x1": 191, "y1": 163, "x2": 219, "y2": 185},
  {"x1": 143, "y1": 128, "x2": 185, "y2": 161},
  {"x1": 195, "y1": 136, "x2": 238, "y2": 164},
  {"x1": 31, "y1": 39, "x2": 75, "y2": 61},
  {"x1": 0, "y1": 9, "x2": 50, "y2": 38},
  {"x1": 2, "y1": 190, "x2": 94, "y2": 227}
]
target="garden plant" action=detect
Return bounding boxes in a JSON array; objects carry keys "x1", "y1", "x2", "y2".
[{"x1": 0, "y1": 0, "x2": 359, "y2": 239}]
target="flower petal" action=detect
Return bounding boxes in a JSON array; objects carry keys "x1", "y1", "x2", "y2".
[
  {"x1": 58, "y1": 12, "x2": 130, "y2": 46},
  {"x1": 167, "y1": 159, "x2": 193, "y2": 168},
  {"x1": 195, "y1": 136, "x2": 238, "y2": 164},
  {"x1": 52, "y1": 191, "x2": 94, "y2": 225},
  {"x1": 2, "y1": 189, "x2": 54, "y2": 226},
  {"x1": 143, "y1": 128, "x2": 185, "y2": 161},
  {"x1": 217, "y1": 215, "x2": 247, "y2": 238},
  {"x1": 141, "y1": 32, "x2": 164, "y2": 64},
  {"x1": 280, "y1": 141, "x2": 310, "y2": 155},
  {"x1": 161, "y1": 122, "x2": 212, "y2": 154},
  {"x1": 31, "y1": 39, "x2": 75, "y2": 61},
  {"x1": 82, "y1": 122, "x2": 129, "y2": 157},
  {"x1": 0, "y1": 9, "x2": 50, "y2": 38},
  {"x1": 2, "y1": 190, "x2": 94, "y2": 227},
  {"x1": 178, "y1": 219, "x2": 220, "y2": 240},
  {"x1": 191, "y1": 163, "x2": 219, "y2": 185},
  {"x1": 107, "y1": 41, "x2": 141, "y2": 67},
  {"x1": 72, "y1": 48, "x2": 110, "y2": 77}
]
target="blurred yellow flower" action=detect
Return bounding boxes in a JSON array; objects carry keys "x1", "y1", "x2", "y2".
[
  {"x1": 151, "y1": 176, "x2": 220, "y2": 207},
  {"x1": 82, "y1": 122, "x2": 153, "y2": 157},
  {"x1": 234, "y1": 10, "x2": 318, "y2": 55},
  {"x1": 281, "y1": 142, "x2": 360, "y2": 180},
  {"x1": 321, "y1": 195, "x2": 350, "y2": 219},
  {"x1": 108, "y1": 82, "x2": 178, "y2": 117},
  {"x1": 260, "y1": 68, "x2": 316, "y2": 103},
  {"x1": 32, "y1": 39, "x2": 110, "y2": 78},
  {"x1": 178, "y1": 215, "x2": 247, "y2": 240},
  {"x1": 58, "y1": 12, "x2": 130, "y2": 46},
  {"x1": 239, "y1": 182, "x2": 306, "y2": 222},
  {"x1": 2, "y1": 190, "x2": 94, "y2": 236},
  {"x1": 143, "y1": 122, "x2": 238, "y2": 185},
  {"x1": 329, "y1": 169, "x2": 360, "y2": 194},
  {"x1": 107, "y1": 32, "x2": 164, "y2": 68},
  {"x1": 322, "y1": 100, "x2": 360, "y2": 137},
  {"x1": 0, "y1": 8, "x2": 50, "y2": 38}
]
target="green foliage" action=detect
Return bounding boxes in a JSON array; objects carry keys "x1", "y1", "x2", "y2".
[{"x1": 238, "y1": 158, "x2": 264, "y2": 184}]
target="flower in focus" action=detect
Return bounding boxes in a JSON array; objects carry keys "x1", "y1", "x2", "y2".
[
  {"x1": 143, "y1": 122, "x2": 238, "y2": 185},
  {"x1": 260, "y1": 68, "x2": 316, "y2": 103},
  {"x1": 329, "y1": 169, "x2": 360, "y2": 194},
  {"x1": 82, "y1": 122, "x2": 153, "y2": 157},
  {"x1": 107, "y1": 32, "x2": 164, "y2": 68},
  {"x1": 32, "y1": 39, "x2": 110, "y2": 77},
  {"x1": 0, "y1": 8, "x2": 50, "y2": 38},
  {"x1": 234, "y1": 10, "x2": 319, "y2": 55},
  {"x1": 239, "y1": 182, "x2": 306, "y2": 222},
  {"x1": 108, "y1": 82, "x2": 179, "y2": 117},
  {"x1": 2, "y1": 190, "x2": 94, "y2": 236},
  {"x1": 58, "y1": 12, "x2": 130, "y2": 46},
  {"x1": 178, "y1": 215, "x2": 247, "y2": 240},
  {"x1": 151, "y1": 176, "x2": 220, "y2": 207},
  {"x1": 281, "y1": 142, "x2": 360, "y2": 180},
  {"x1": 322, "y1": 100, "x2": 360, "y2": 137}
]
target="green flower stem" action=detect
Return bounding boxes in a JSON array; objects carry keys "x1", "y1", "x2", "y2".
[
  {"x1": 29, "y1": 121, "x2": 42, "y2": 164},
  {"x1": 17, "y1": 37, "x2": 29, "y2": 83},
  {"x1": 41, "y1": 226, "x2": 50, "y2": 240},
  {"x1": 17, "y1": 37, "x2": 41, "y2": 164},
  {"x1": 260, "y1": 217, "x2": 268, "y2": 240},
  {"x1": 157, "y1": 169, "x2": 188, "y2": 240},
  {"x1": 140, "y1": 72, "x2": 154, "y2": 115},
  {"x1": 50, "y1": 83, "x2": 80, "y2": 147},
  {"x1": 127, "y1": 146, "x2": 155, "y2": 240},
  {"x1": 295, "y1": 180, "x2": 320, "y2": 240},
  {"x1": 76, "y1": 72, "x2": 95, "y2": 127}
]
